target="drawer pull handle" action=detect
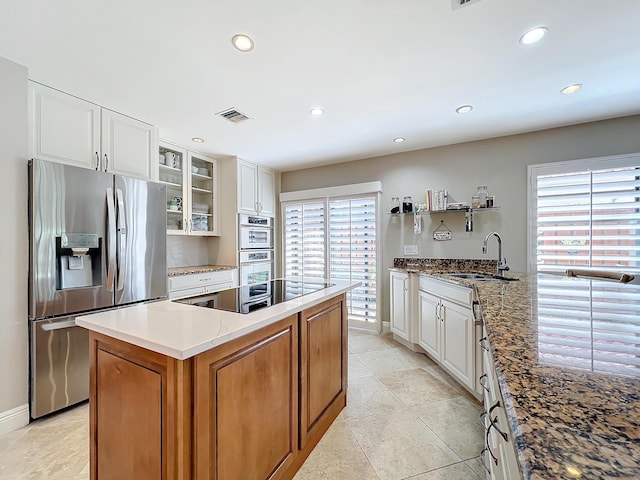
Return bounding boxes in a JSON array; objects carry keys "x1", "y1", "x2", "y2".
[
  {"x1": 480, "y1": 448, "x2": 492, "y2": 473},
  {"x1": 479, "y1": 373, "x2": 490, "y2": 393},
  {"x1": 485, "y1": 424, "x2": 499, "y2": 466},
  {"x1": 479, "y1": 336, "x2": 489, "y2": 352},
  {"x1": 488, "y1": 401, "x2": 509, "y2": 441}
]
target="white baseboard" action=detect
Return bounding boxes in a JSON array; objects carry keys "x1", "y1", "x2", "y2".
[{"x1": 0, "y1": 404, "x2": 29, "y2": 436}]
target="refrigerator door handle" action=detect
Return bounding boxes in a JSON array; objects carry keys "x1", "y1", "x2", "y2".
[
  {"x1": 106, "y1": 187, "x2": 116, "y2": 292},
  {"x1": 41, "y1": 319, "x2": 77, "y2": 331},
  {"x1": 116, "y1": 188, "x2": 126, "y2": 291}
]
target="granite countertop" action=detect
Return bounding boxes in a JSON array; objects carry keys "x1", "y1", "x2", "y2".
[
  {"x1": 391, "y1": 259, "x2": 640, "y2": 478},
  {"x1": 167, "y1": 265, "x2": 237, "y2": 277},
  {"x1": 76, "y1": 279, "x2": 358, "y2": 360}
]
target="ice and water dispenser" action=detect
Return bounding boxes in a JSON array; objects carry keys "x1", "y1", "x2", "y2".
[{"x1": 56, "y1": 233, "x2": 102, "y2": 289}]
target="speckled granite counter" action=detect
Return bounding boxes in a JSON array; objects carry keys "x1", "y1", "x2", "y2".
[
  {"x1": 392, "y1": 259, "x2": 640, "y2": 479},
  {"x1": 167, "y1": 265, "x2": 236, "y2": 276}
]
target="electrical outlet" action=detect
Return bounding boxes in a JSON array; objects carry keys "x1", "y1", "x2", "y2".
[{"x1": 403, "y1": 244, "x2": 418, "y2": 255}]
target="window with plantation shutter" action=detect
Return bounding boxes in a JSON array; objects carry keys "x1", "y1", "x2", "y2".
[
  {"x1": 534, "y1": 165, "x2": 640, "y2": 273},
  {"x1": 328, "y1": 197, "x2": 377, "y2": 324},
  {"x1": 284, "y1": 201, "x2": 325, "y2": 279},
  {"x1": 536, "y1": 272, "x2": 640, "y2": 375},
  {"x1": 529, "y1": 154, "x2": 640, "y2": 374},
  {"x1": 282, "y1": 183, "x2": 381, "y2": 329}
]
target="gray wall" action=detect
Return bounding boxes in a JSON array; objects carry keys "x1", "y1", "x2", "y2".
[
  {"x1": 0, "y1": 56, "x2": 28, "y2": 425},
  {"x1": 281, "y1": 114, "x2": 640, "y2": 324}
]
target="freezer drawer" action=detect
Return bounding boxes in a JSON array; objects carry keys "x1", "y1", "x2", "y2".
[{"x1": 30, "y1": 317, "x2": 89, "y2": 419}]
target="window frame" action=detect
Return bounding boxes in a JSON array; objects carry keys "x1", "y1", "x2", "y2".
[{"x1": 280, "y1": 182, "x2": 383, "y2": 330}]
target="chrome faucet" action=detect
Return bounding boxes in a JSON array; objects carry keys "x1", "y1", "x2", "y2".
[{"x1": 482, "y1": 232, "x2": 510, "y2": 275}]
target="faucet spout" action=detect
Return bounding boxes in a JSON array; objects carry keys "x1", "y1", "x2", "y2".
[{"x1": 482, "y1": 232, "x2": 509, "y2": 275}]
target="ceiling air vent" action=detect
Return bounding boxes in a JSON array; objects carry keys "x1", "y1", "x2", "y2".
[
  {"x1": 452, "y1": 0, "x2": 482, "y2": 10},
  {"x1": 216, "y1": 108, "x2": 251, "y2": 123}
]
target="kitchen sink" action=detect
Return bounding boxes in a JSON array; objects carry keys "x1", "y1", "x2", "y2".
[{"x1": 445, "y1": 272, "x2": 519, "y2": 281}]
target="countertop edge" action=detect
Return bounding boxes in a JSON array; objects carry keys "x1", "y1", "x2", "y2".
[{"x1": 76, "y1": 280, "x2": 359, "y2": 360}]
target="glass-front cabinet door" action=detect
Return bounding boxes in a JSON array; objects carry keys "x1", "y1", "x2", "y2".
[
  {"x1": 158, "y1": 142, "x2": 218, "y2": 236},
  {"x1": 187, "y1": 152, "x2": 218, "y2": 236},
  {"x1": 158, "y1": 144, "x2": 186, "y2": 235}
]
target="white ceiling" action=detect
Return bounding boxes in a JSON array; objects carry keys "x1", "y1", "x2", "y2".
[{"x1": 1, "y1": 0, "x2": 640, "y2": 172}]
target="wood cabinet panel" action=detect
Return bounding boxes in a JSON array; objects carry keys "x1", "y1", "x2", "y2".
[
  {"x1": 194, "y1": 315, "x2": 298, "y2": 480},
  {"x1": 96, "y1": 349, "x2": 162, "y2": 479},
  {"x1": 89, "y1": 332, "x2": 193, "y2": 480},
  {"x1": 299, "y1": 295, "x2": 347, "y2": 449},
  {"x1": 89, "y1": 292, "x2": 348, "y2": 480}
]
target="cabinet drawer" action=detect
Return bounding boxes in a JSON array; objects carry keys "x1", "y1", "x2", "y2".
[
  {"x1": 418, "y1": 275, "x2": 473, "y2": 306},
  {"x1": 168, "y1": 270, "x2": 235, "y2": 291}
]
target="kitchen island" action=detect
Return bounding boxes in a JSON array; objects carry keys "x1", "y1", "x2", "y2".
[
  {"x1": 393, "y1": 258, "x2": 640, "y2": 479},
  {"x1": 76, "y1": 279, "x2": 358, "y2": 480}
]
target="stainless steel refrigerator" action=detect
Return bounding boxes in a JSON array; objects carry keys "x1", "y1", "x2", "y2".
[{"x1": 28, "y1": 158, "x2": 167, "y2": 418}]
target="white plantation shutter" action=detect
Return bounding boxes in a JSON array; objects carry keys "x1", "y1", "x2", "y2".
[
  {"x1": 536, "y1": 275, "x2": 640, "y2": 374},
  {"x1": 282, "y1": 185, "x2": 380, "y2": 328},
  {"x1": 328, "y1": 196, "x2": 377, "y2": 324},
  {"x1": 284, "y1": 201, "x2": 325, "y2": 279},
  {"x1": 535, "y1": 165, "x2": 640, "y2": 274},
  {"x1": 530, "y1": 156, "x2": 640, "y2": 374}
]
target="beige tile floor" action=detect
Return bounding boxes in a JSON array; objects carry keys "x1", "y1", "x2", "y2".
[{"x1": 0, "y1": 329, "x2": 485, "y2": 480}]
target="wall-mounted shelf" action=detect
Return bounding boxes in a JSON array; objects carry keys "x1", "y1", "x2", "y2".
[{"x1": 388, "y1": 206, "x2": 501, "y2": 232}]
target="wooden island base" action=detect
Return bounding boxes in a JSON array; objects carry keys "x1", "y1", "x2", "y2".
[{"x1": 89, "y1": 294, "x2": 347, "y2": 480}]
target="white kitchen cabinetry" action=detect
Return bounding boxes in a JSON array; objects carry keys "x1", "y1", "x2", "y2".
[
  {"x1": 390, "y1": 270, "x2": 411, "y2": 341},
  {"x1": 238, "y1": 158, "x2": 276, "y2": 217},
  {"x1": 159, "y1": 142, "x2": 219, "y2": 236},
  {"x1": 168, "y1": 269, "x2": 238, "y2": 300},
  {"x1": 28, "y1": 82, "x2": 157, "y2": 181},
  {"x1": 418, "y1": 276, "x2": 479, "y2": 396},
  {"x1": 479, "y1": 330, "x2": 522, "y2": 480}
]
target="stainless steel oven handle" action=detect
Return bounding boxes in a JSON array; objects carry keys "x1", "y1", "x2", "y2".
[
  {"x1": 41, "y1": 320, "x2": 77, "y2": 331},
  {"x1": 106, "y1": 187, "x2": 116, "y2": 291}
]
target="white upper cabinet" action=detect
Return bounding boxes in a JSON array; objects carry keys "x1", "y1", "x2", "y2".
[
  {"x1": 238, "y1": 159, "x2": 258, "y2": 214},
  {"x1": 101, "y1": 109, "x2": 157, "y2": 181},
  {"x1": 29, "y1": 82, "x2": 158, "y2": 181},
  {"x1": 159, "y1": 142, "x2": 219, "y2": 236},
  {"x1": 237, "y1": 158, "x2": 277, "y2": 217},
  {"x1": 257, "y1": 166, "x2": 276, "y2": 217}
]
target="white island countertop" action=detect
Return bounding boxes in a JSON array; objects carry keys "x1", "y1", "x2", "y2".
[{"x1": 76, "y1": 279, "x2": 359, "y2": 360}]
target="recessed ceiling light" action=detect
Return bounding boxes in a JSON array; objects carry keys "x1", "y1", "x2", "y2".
[
  {"x1": 191, "y1": 137, "x2": 204, "y2": 143},
  {"x1": 519, "y1": 27, "x2": 548, "y2": 45},
  {"x1": 393, "y1": 137, "x2": 405, "y2": 143},
  {"x1": 456, "y1": 105, "x2": 473, "y2": 114},
  {"x1": 310, "y1": 107, "x2": 324, "y2": 116},
  {"x1": 561, "y1": 83, "x2": 583, "y2": 95},
  {"x1": 231, "y1": 34, "x2": 254, "y2": 52}
]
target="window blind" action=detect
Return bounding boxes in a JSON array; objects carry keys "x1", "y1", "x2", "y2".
[
  {"x1": 536, "y1": 275, "x2": 640, "y2": 375},
  {"x1": 282, "y1": 194, "x2": 378, "y2": 326},
  {"x1": 328, "y1": 197, "x2": 377, "y2": 324},
  {"x1": 536, "y1": 166, "x2": 640, "y2": 273},
  {"x1": 284, "y1": 202, "x2": 325, "y2": 279}
]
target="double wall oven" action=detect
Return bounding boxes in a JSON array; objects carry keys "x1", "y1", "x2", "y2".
[{"x1": 238, "y1": 214, "x2": 274, "y2": 308}]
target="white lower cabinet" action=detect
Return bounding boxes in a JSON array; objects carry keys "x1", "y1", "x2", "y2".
[
  {"x1": 418, "y1": 276, "x2": 478, "y2": 395},
  {"x1": 479, "y1": 330, "x2": 522, "y2": 480},
  {"x1": 168, "y1": 269, "x2": 238, "y2": 300},
  {"x1": 390, "y1": 270, "x2": 411, "y2": 342}
]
